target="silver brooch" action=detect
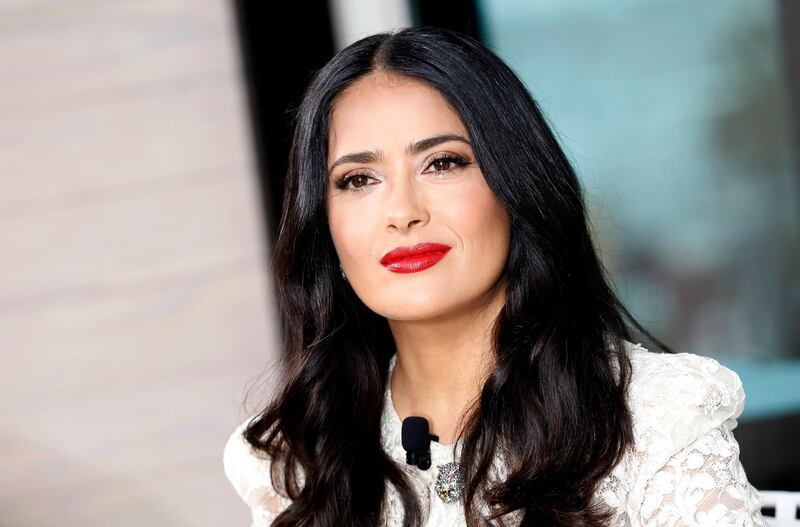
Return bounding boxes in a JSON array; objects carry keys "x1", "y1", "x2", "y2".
[{"x1": 434, "y1": 462, "x2": 463, "y2": 503}]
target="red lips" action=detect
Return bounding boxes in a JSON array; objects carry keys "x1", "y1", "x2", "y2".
[{"x1": 380, "y1": 242, "x2": 452, "y2": 274}]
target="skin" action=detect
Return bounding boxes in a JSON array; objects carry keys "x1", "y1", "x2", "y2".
[{"x1": 325, "y1": 72, "x2": 511, "y2": 445}]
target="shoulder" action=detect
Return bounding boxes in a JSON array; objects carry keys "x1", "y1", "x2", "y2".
[
  {"x1": 620, "y1": 341, "x2": 748, "y2": 497},
  {"x1": 624, "y1": 339, "x2": 746, "y2": 451},
  {"x1": 617, "y1": 342, "x2": 767, "y2": 525},
  {"x1": 222, "y1": 415, "x2": 269, "y2": 501},
  {"x1": 222, "y1": 415, "x2": 293, "y2": 525}
]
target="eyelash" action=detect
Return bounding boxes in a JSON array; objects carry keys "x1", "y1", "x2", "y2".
[{"x1": 333, "y1": 153, "x2": 470, "y2": 192}]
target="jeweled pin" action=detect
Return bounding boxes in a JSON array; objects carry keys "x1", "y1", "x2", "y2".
[{"x1": 433, "y1": 461, "x2": 463, "y2": 503}]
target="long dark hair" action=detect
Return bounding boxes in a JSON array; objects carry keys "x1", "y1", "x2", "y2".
[{"x1": 243, "y1": 25, "x2": 675, "y2": 527}]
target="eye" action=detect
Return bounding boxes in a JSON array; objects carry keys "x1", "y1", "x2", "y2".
[
  {"x1": 425, "y1": 153, "x2": 470, "y2": 176},
  {"x1": 333, "y1": 171, "x2": 376, "y2": 192}
]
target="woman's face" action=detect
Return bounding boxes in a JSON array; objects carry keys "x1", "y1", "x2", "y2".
[{"x1": 325, "y1": 72, "x2": 510, "y2": 321}]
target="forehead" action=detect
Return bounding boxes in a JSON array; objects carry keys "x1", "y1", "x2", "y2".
[{"x1": 327, "y1": 73, "x2": 468, "y2": 158}]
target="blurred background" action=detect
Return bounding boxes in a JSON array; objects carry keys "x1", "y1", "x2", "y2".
[{"x1": 0, "y1": 0, "x2": 796, "y2": 525}]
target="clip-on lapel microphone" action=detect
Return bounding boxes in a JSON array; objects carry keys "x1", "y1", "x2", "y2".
[{"x1": 401, "y1": 416, "x2": 439, "y2": 470}]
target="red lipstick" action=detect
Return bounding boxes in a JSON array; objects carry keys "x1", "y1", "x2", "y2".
[{"x1": 380, "y1": 242, "x2": 451, "y2": 274}]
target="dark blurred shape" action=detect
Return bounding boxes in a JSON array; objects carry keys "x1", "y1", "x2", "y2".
[
  {"x1": 410, "y1": 0, "x2": 485, "y2": 42},
  {"x1": 737, "y1": 413, "x2": 800, "y2": 491},
  {"x1": 778, "y1": 0, "x2": 800, "y2": 166},
  {"x1": 231, "y1": 1, "x2": 336, "y2": 248}
]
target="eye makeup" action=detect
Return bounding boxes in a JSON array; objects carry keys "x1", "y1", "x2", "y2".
[{"x1": 333, "y1": 152, "x2": 471, "y2": 193}]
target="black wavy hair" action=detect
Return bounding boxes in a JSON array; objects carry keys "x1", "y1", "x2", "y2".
[{"x1": 242, "y1": 25, "x2": 675, "y2": 527}]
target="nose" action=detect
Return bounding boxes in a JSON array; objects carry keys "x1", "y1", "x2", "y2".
[{"x1": 384, "y1": 171, "x2": 429, "y2": 232}]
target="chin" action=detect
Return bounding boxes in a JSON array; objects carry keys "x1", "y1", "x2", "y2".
[{"x1": 381, "y1": 300, "x2": 462, "y2": 322}]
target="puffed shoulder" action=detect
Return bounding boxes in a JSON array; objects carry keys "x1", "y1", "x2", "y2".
[
  {"x1": 223, "y1": 416, "x2": 292, "y2": 524},
  {"x1": 624, "y1": 341, "x2": 745, "y2": 449},
  {"x1": 621, "y1": 341, "x2": 747, "y2": 497},
  {"x1": 223, "y1": 417, "x2": 267, "y2": 505}
]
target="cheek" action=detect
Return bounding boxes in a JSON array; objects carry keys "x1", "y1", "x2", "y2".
[
  {"x1": 446, "y1": 184, "x2": 509, "y2": 250},
  {"x1": 327, "y1": 205, "x2": 371, "y2": 261}
]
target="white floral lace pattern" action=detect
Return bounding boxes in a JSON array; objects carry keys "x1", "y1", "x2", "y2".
[
  {"x1": 223, "y1": 341, "x2": 768, "y2": 526},
  {"x1": 638, "y1": 423, "x2": 765, "y2": 525},
  {"x1": 223, "y1": 417, "x2": 293, "y2": 526},
  {"x1": 595, "y1": 342, "x2": 767, "y2": 526}
]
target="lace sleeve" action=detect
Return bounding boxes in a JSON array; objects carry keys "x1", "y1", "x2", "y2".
[
  {"x1": 638, "y1": 419, "x2": 767, "y2": 526},
  {"x1": 223, "y1": 418, "x2": 293, "y2": 526}
]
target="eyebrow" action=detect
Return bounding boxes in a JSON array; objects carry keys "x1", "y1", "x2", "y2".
[{"x1": 327, "y1": 134, "x2": 471, "y2": 176}]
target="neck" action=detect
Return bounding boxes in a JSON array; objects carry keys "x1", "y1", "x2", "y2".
[{"x1": 387, "y1": 280, "x2": 505, "y2": 441}]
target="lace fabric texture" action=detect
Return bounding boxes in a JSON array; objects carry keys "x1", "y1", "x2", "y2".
[{"x1": 223, "y1": 341, "x2": 767, "y2": 526}]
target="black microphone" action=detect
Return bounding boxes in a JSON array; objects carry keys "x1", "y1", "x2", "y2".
[{"x1": 401, "y1": 416, "x2": 439, "y2": 470}]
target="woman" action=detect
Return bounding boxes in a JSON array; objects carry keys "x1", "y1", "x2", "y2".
[{"x1": 223, "y1": 26, "x2": 766, "y2": 526}]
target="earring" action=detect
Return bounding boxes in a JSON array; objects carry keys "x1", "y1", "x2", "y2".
[{"x1": 339, "y1": 262, "x2": 347, "y2": 281}]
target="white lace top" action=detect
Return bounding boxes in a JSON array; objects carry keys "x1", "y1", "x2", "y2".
[{"x1": 223, "y1": 341, "x2": 767, "y2": 526}]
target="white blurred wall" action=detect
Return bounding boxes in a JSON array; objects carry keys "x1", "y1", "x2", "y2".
[
  {"x1": 328, "y1": 0, "x2": 411, "y2": 51},
  {"x1": 0, "y1": 1, "x2": 278, "y2": 525}
]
